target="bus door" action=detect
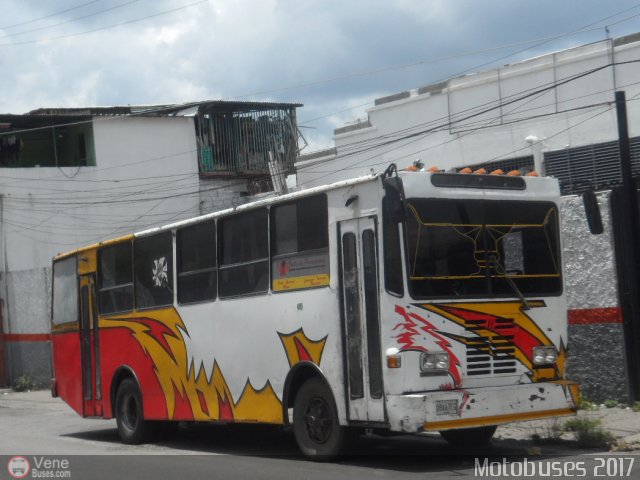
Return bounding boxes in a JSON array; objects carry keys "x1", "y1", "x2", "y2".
[
  {"x1": 339, "y1": 217, "x2": 385, "y2": 424},
  {"x1": 79, "y1": 274, "x2": 102, "y2": 417}
]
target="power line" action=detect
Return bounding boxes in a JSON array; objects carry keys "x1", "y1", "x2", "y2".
[
  {"x1": 294, "y1": 63, "x2": 640, "y2": 185},
  {"x1": 0, "y1": 0, "x2": 102, "y2": 30},
  {"x1": 1, "y1": 58, "x2": 638, "y2": 241},
  {"x1": 298, "y1": 4, "x2": 640, "y2": 128},
  {"x1": 0, "y1": 0, "x2": 208, "y2": 47},
  {"x1": 0, "y1": 0, "x2": 141, "y2": 39},
  {"x1": 0, "y1": 60, "x2": 629, "y2": 206}
]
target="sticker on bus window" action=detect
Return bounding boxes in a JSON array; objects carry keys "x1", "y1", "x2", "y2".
[
  {"x1": 272, "y1": 252, "x2": 329, "y2": 291},
  {"x1": 152, "y1": 257, "x2": 169, "y2": 288}
]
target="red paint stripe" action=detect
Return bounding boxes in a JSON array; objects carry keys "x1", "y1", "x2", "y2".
[
  {"x1": 568, "y1": 307, "x2": 622, "y2": 325},
  {"x1": 3, "y1": 333, "x2": 52, "y2": 342}
]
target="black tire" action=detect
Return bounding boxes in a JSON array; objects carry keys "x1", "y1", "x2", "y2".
[
  {"x1": 439, "y1": 425, "x2": 497, "y2": 446},
  {"x1": 293, "y1": 378, "x2": 346, "y2": 460},
  {"x1": 115, "y1": 378, "x2": 150, "y2": 444}
]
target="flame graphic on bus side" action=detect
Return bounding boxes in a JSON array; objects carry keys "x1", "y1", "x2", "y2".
[
  {"x1": 278, "y1": 328, "x2": 327, "y2": 367},
  {"x1": 392, "y1": 305, "x2": 462, "y2": 387},
  {"x1": 418, "y1": 302, "x2": 567, "y2": 382},
  {"x1": 101, "y1": 310, "x2": 327, "y2": 423}
]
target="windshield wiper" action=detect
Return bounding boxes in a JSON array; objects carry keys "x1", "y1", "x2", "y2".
[{"x1": 488, "y1": 255, "x2": 530, "y2": 311}]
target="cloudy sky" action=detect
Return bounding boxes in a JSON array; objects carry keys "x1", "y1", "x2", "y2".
[{"x1": 2, "y1": 0, "x2": 640, "y2": 151}]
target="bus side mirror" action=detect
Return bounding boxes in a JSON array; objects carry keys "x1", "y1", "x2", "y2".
[{"x1": 582, "y1": 190, "x2": 604, "y2": 235}]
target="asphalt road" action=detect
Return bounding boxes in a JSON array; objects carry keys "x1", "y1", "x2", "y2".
[{"x1": 1, "y1": 391, "x2": 639, "y2": 480}]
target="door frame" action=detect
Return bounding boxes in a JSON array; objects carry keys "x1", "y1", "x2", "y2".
[
  {"x1": 79, "y1": 274, "x2": 101, "y2": 416},
  {"x1": 338, "y1": 216, "x2": 386, "y2": 424}
]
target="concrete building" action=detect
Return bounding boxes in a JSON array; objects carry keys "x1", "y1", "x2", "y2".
[
  {"x1": 297, "y1": 33, "x2": 640, "y2": 402},
  {"x1": 0, "y1": 101, "x2": 301, "y2": 387}
]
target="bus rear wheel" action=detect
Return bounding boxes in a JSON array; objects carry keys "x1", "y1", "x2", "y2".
[
  {"x1": 115, "y1": 378, "x2": 150, "y2": 444},
  {"x1": 439, "y1": 425, "x2": 497, "y2": 446},
  {"x1": 293, "y1": 378, "x2": 345, "y2": 460}
]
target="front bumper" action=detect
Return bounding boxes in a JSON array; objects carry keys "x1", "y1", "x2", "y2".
[{"x1": 386, "y1": 381, "x2": 579, "y2": 433}]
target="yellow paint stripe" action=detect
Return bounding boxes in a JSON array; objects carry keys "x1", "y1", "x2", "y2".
[
  {"x1": 54, "y1": 234, "x2": 134, "y2": 261},
  {"x1": 423, "y1": 408, "x2": 576, "y2": 431}
]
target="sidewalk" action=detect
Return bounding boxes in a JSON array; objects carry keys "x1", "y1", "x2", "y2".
[{"x1": 494, "y1": 404, "x2": 640, "y2": 450}]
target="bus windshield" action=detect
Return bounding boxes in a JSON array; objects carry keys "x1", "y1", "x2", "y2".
[{"x1": 405, "y1": 198, "x2": 562, "y2": 299}]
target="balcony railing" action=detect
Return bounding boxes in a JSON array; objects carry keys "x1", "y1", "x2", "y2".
[{"x1": 196, "y1": 106, "x2": 298, "y2": 177}]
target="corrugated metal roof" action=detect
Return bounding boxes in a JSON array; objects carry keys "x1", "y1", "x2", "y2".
[{"x1": 23, "y1": 99, "x2": 303, "y2": 118}]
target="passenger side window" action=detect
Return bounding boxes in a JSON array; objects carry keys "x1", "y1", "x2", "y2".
[
  {"x1": 98, "y1": 242, "x2": 134, "y2": 314},
  {"x1": 271, "y1": 194, "x2": 329, "y2": 292},
  {"x1": 52, "y1": 256, "x2": 78, "y2": 325},
  {"x1": 134, "y1": 232, "x2": 174, "y2": 309},
  {"x1": 177, "y1": 221, "x2": 217, "y2": 304},
  {"x1": 219, "y1": 209, "x2": 269, "y2": 298},
  {"x1": 382, "y1": 195, "x2": 404, "y2": 296}
]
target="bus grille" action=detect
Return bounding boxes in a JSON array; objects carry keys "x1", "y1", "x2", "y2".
[{"x1": 464, "y1": 316, "x2": 517, "y2": 376}]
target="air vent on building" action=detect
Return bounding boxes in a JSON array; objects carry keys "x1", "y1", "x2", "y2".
[{"x1": 544, "y1": 137, "x2": 640, "y2": 195}]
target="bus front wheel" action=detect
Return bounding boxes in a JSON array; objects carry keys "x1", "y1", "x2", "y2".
[
  {"x1": 293, "y1": 378, "x2": 345, "y2": 460},
  {"x1": 115, "y1": 378, "x2": 150, "y2": 444},
  {"x1": 439, "y1": 425, "x2": 497, "y2": 446}
]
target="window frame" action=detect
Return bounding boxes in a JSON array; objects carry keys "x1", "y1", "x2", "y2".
[
  {"x1": 218, "y1": 207, "x2": 270, "y2": 299},
  {"x1": 133, "y1": 231, "x2": 175, "y2": 311},
  {"x1": 403, "y1": 198, "x2": 563, "y2": 300},
  {"x1": 270, "y1": 194, "x2": 330, "y2": 294},
  {"x1": 176, "y1": 220, "x2": 218, "y2": 305},
  {"x1": 52, "y1": 256, "x2": 79, "y2": 325},
  {"x1": 97, "y1": 241, "x2": 134, "y2": 315},
  {"x1": 382, "y1": 195, "x2": 405, "y2": 297}
]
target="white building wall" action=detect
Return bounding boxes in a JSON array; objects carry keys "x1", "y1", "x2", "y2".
[
  {"x1": 0, "y1": 115, "x2": 240, "y2": 385},
  {"x1": 297, "y1": 36, "x2": 640, "y2": 187}
]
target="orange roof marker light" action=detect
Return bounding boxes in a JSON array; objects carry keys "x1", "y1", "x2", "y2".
[
  {"x1": 473, "y1": 168, "x2": 487, "y2": 175},
  {"x1": 404, "y1": 159, "x2": 425, "y2": 172},
  {"x1": 490, "y1": 169, "x2": 505, "y2": 175},
  {"x1": 507, "y1": 170, "x2": 521, "y2": 176},
  {"x1": 459, "y1": 167, "x2": 472, "y2": 174},
  {"x1": 526, "y1": 171, "x2": 540, "y2": 177}
]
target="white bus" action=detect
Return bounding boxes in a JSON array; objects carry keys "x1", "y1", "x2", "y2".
[{"x1": 51, "y1": 165, "x2": 579, "y2": 458}]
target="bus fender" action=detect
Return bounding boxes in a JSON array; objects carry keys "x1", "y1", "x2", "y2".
[
  {"x1": 108, "y1": 365, "x2": 140, "y2": 418},
  {"x1": 282, "y1": 362, "x2": 331, "y2": 424}
]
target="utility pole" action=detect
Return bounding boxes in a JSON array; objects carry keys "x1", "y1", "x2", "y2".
[{"x1": 615, "y1": 90, "x2": 640, "y2": 401}]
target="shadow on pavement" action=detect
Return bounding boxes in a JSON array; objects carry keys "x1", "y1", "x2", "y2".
[{"x1": 61, "y1": 423, "x2": 596, "y2": 472}]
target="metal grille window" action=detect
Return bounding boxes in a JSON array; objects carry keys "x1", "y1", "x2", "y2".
[
  {"x1": 545, "y1": 136, "x2": 640, "y2": 194},
  {"x1": 195, "y1": 105, "x2": 299, "y2": 176}
]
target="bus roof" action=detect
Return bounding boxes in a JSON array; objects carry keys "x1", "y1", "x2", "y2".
[
  {"x1": 53, "y1": 169, "x2": 559, "y2": 261},
  {"x1": 53, "y1": 173, "x2": 379, "y2": 261}
]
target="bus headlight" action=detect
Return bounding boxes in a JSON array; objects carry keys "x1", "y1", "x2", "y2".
[
  {"x1": 533, "y1": 346, "x2": 557, "y2": 365},
  {"x1": 420, "y1": 352, "x2": 449, "y2": 374}
]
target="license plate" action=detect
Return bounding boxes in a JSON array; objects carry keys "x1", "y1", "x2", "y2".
[{"x1": 436, "y1": 399, "x2": 459, "y2": 416}]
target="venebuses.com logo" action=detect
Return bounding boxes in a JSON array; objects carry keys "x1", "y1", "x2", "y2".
[
  {"x1": 6, "y1": 456, "x2": 71, "y2": 478},
  {"x1": 7, "y1": 456, "x2": 30, "y2": 479}
]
